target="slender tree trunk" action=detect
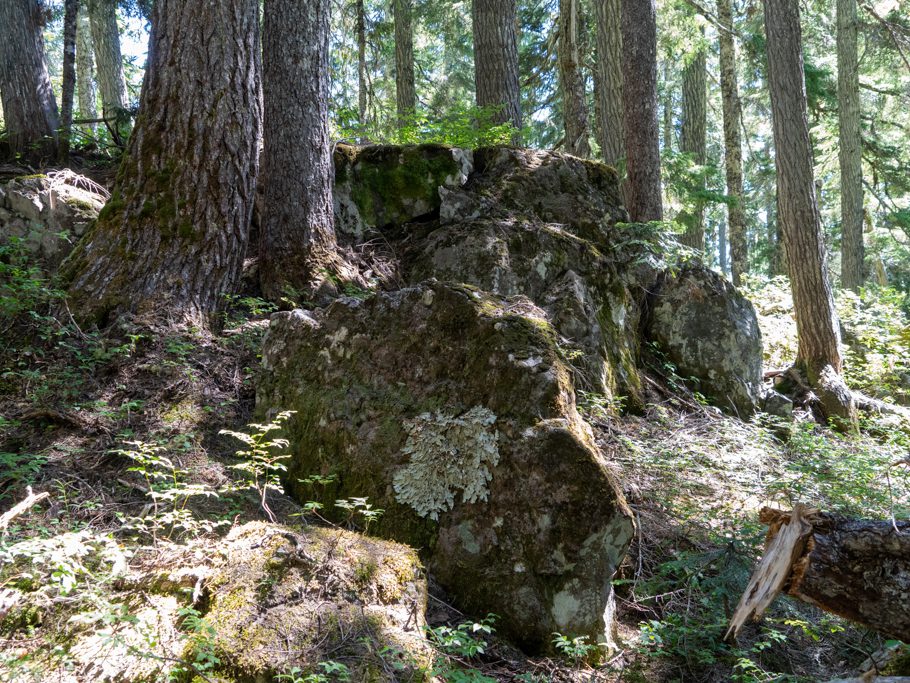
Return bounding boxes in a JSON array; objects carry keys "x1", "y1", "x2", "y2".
[
  {"x1": 356, "y1": 0, "x2": 368, "y2": 128},
  {"x1": 76, "y1": 4, "x2": 97, "y2": 135},
  {"x1": 718, "y1": 0, "x2": 748, "y2": 286},
  {"x1": 762, "y1": 0, "x2": 855, "y2": 425},
  {"x1": 260, "y1": 0, "x2": 350, "y2": 301},
  {"x1": 622, "y1": 0, "x2": 662, "y2": 222},
  {"x1": 63, "y1": 0, "x2": 262, "y2": 327},
  {"x1": 59, "y1": 0, "x2": 79, "y2": 161},
  {"x1": 719, "y1": 217, "x2": 729, "y2": 274},
  {"x1": 593, "y1": 0, "x2": 623, "y2": 168},
  {"x1": 558, "y1": 0, "x2": 591, "y2": 157},
  {"x1": 394, "y1": 0, "x2": 417, "y2": 126},
  {"x1": 0, "y1": 0, "x2": 59, "y2": 161},
  {"x1": 662, "y1": 63, "x2": 673, "y2": 154},
  {"x1": 679, "y1": 34, "x2": 707, "y2": 253},
  {"x1": 87, "y1": 0, "x2": 130, "y2": 142},
  {"x1": 472, "y1": 0, "x2": 522, "y2": 135},
  {"x1": 837, "y1": 0, "x2": 864, "y2": 290}
]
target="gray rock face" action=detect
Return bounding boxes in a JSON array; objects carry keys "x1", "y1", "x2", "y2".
[
  {"x1": 646, "y1": 267, "x2": 763, "y2": 416},
  {"x1": 0, "y1": 174, "x2": 105, "y2": 266},
  {"x1": 404, "y1": 147, "x2": 644, "y2": 404},
  {"x1": 257, "y1": 282, "x2": 635, "y2": 652}
]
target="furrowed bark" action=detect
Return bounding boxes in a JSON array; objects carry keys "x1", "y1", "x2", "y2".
[
  {"x1": 0, "y1": 0, "x2": 60, "y2": 162},
  {"x1": 622, "y1": 0, "x2": 662, "y2": 222},
  {"x1": 59, "y1": 0, "x2": 79, "y2": 161},
  {"x1": 558, "y1": 0, "x2": 591, "y2": 157},
  {"x1": 472, "y1": 0, "x2": 522, "y2": 135},
  {"x1": 394, "y1": 0, "x2": 417, "y2": 127},
  {"x1": 593, "y1": 0, "x2": 624, "y2": 169},
  {"x1": 63, "y1": 0, "x2": 262, "y2": 327}
]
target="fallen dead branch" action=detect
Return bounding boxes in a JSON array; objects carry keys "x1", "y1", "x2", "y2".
[{"x1": 0, "y1": 486, "x2": 51, "y2": 532}]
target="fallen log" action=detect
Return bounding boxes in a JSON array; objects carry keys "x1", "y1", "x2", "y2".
[{"x1": 728, "y1": 506, "x2": 910, "y2": 643}]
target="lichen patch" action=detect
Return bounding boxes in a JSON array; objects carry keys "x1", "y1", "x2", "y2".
[{"x1": 392, "y1": 406, "x2": 500, "y2": 520}]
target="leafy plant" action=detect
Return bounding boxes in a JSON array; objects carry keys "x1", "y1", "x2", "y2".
[{"x1": 221, "y1": 411, "x2": 296, "y2": 523}]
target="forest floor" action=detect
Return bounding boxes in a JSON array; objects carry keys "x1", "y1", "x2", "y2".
[{"x1": 1, "y1": 196, "x2": 910, "y2": 681}]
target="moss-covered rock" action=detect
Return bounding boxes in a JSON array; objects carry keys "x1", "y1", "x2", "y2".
[
  {"x1": 333, "y1": 143, "x2": 472, "y2": 237},
  {"x1": 201, "y1": 522, "x2": 430, "y2": 682},
  {"x1": 257, "y1": 282, "x2": 635, "y2": 652},
  {"x1": 646, "y1": 266, "x2": 763, "y2": 416}
]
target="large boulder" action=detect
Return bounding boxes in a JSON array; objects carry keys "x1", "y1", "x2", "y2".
[
  {"x1": 257, "y1": 282, "x2": 635, "y2": 652},
  {"x1": 646, "y1": 267, "x2": 763, "y2": 416}
]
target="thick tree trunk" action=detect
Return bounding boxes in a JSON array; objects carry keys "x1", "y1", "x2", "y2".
[
  {"x1": 76, "y1": 4, "x2": 97, "y2": 135},
  {"x1": 729, "y1": 507, "x2": 910, "y2": 643},
  {"x1": 59, "y1": 0, "x2": 80, "y2": 161},
  {"x1": 87, "y1": 0, "x2": 130, "y2": 142},
  {"x1": 0, "y1": 0, "x2": 59, "y2": 161},
  {"x1": 356, "y1": 0, "x2": 368, "y2": 128},
  {"x1": 394, "y1": 0, "x2": 417, "y2": 126},
  {"x1": 472, "y1": 0, "x2": 522, "y2": 134},
  {"x1": 622, "y1": 0, "x2": 662, "y2": 222},
  {"x1": 762, "y1": 0, "x2": 855, "y2": 425},
  {"x1": 678, "y1": 35, "x2": 707, "y2": 253},
  {"x1": 718, "y1": 0, "x2": 748, "y2": 286},
  {"x1": 260, "y1": 0, "x2": 347, "y2": 301},
  {"x1": 63, "y1": 0, "x2": 262, "y2": 327},
  {"x1": 558, "y1": 0, "x2": 591, "y2": 157},
  {"x1": 837, "y1": 0, "x2": 864, "y2": 291},
  {"x1": 593, "y1": 0, "x2": 623, "y2": 168}
]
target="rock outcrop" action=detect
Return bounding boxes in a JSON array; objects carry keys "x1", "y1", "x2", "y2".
[
  {"x1": 646, "y1": 267, "x2": 763, "y2": 416},
  {"x1": 258, "y1": 283, "x2": 635, "y2": 652},
  {"x1": 258, "y1": 144, "x2": 766, "y2": 655},
  {"x1": 0, "y1": 174, "x2": 105, "y2": 267}
]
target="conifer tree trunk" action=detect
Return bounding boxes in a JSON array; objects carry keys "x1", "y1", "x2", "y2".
[
  {"x1": 260, "y1": 0, "x2": 348, "y2": 301},
  {"x1": 718, "y1": 0, "x2": 748, "y2": 285},
  {"x1": 356, "y1": 0, "x2": 368, "y2": 128},
  {"x1": 622, "y1": 0, "x2": 662, "y2": 222},
  {"x1": 837, "y1": 0, "x2": 864, "y2": 291},
  {"x1": 679, "y1": 35, "x2": 707, "y2": 253},
  {"x1": 472, "y1": 0, "x2": 522, "y2": 133},
  {"x1": 76, "y1": 4, "x2": 97, "y2": 135},
  {"x1": 719, "y1": 217, "x2": 729, "y2": 274},
  {"x1": 394, "y1": 0, "x2": 417, "y2": 126},
  {"x1": 63, "y1": 0, "x2": 262, "y2": 327},
  {"x1": 87, "y1": 0, "x2": 130, "y2": 141},
  {"x1": 762, "y1": 0, "x2": 856, "y2": 425},
  {"x1": 0, "y1": 0, "x2": 59, "y2": 161},
  {"x1": 59, "y1": 0, "x2": 80, "y2": 161},
  {"x1": 593, "y1": 0, "x2": 623, "y2": 168},
  {"x1": 558, "y1": 0, "x2": 591, "y2": 157}
]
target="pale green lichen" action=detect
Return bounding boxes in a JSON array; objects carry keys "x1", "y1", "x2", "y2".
[{"x1": 392, "y1": 406, "x2": 500, "y2": 520}]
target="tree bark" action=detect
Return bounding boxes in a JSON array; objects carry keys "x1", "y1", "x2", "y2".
[
  {"x1": 394, "y1": 0, "x2": 417, "y2": 127},
  {"x1": 718, "y1": 0, "x2": 748, "y2": 286},
  {"x1": 0, "y1": 0, "x2": 59, "y2": 162},
  {"x1": 356, "y1": 0, "x2": 368, "y2": 128},
  {"x1": 762, "y1": 0, "x2": 855, "y2": 425},
  {"x1": 678, "y1": 33, "x2": 707, "y2": 253},
  {"x1": 59, "y1": 0, "x2": 80, "y2": 161},
  {"x1": 472, "y1": 0, "x2": 522, "y2": 134},
  {"x1": 719, "y1": 217, "x2": 729, "y2": 274},
  {"x1": 622, "y1": 0, "x2": 662, "y2": 222},
  {"x1": 729, "y1": 507, "x2": 910, "y2": 643},
  {"x1": 87, "y1": 0, "x2": 130, "y2": 142},
  {"x1": 558, "y1": 0, "x2": 591, "y2": 157},
  {"x1": 63, "y1": 0, "x2": 262, "y2": 327},
  {"x1": 76, "y1": 4, "x2": 97, "y2": 135},
  {"x1": 837, "y1": 0, "x2": 864, "y2": 291},
  {"x1": 260, "y1": 0, "x2": 347, "y2": 301},
  {"x1": 593, "y1": 0, "x2": 623, "y2": 168}
]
